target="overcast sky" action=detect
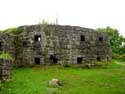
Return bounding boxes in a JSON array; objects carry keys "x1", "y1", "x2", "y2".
[{"x1": 0, "y1": 0, "x2": 125, "y2": 36}]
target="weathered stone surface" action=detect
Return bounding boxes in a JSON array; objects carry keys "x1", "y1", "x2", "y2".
[
  {"x1": 19, "y1": 25, "x2": 112, "y2": 65},
  {"x1": 0, "y1": 59, "x2": 12, "y2": 80},
  {"x1": 0, "y1": 24, "x2": 112, "y2": 66},
  {"x1": 0, "y1": 33, "x2": 15, "y2": 56}
]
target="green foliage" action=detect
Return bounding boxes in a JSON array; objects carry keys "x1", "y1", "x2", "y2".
[
  {"x1": 1, "y1": 62, "x2": 125, "y2": 94},
  {"x1": 97, "y1": 27, "x2": 125, "y2": 61},
  {"x1": 97, "y1": 27, "x2": 125, "y2": 54},
  {"x1": 0, "y1": 52, "x2": 14, "y2": 61},
  {"x1": 112, "y1": 53, "x2": 125, "y2": 61},
  {"x1": 1, "y1": 26, "x2": 23, "y2": 34}
]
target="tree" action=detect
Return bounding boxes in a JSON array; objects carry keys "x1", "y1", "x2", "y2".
[{"x1": 97, "y1": 26, "x2": 125, "y2": 55}]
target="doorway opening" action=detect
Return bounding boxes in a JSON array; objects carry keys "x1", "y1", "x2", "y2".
[
  {"x1": 35, "y1": 57, "x2": 40, "y2": 65},
  {"x1": 77, "y1": 57, "x2": 83, "y2": 64},
  {"x1": 97, "y1": 57, "x2": 101, "y2": 61}
]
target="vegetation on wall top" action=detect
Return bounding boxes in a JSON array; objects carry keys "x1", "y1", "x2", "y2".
[{"x1": 0, "y1": 26, "x2": 24, "y2": 34}]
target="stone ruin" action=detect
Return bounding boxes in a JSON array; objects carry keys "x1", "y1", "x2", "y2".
[
  {"x1": 0, "y1": 58, "x2": 12, "y2": 81},
  {"x1": 0, "y1": 33, "x2": 14, "y2": 81},
  {"x1": 0, "y1": 24, "x2": 112, "y2": 67}
]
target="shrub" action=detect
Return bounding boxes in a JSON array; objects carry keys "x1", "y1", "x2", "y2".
[{"x1": 112, "y1": 53, "x2": 125, "y2": 61}]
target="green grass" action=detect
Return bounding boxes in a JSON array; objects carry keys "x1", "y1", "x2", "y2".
[{"x1": 1, "y1": 62, "x2": 125, "y2": 94}]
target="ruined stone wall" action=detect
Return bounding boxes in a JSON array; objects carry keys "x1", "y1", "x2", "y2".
[
  {"x1": 0, "y1": 33, "x2": 15, "y2": 56},
  {"x1": 14, "y1": 25, "x2": 111, "y2": 66},
  {"x1": 0, "y1": 33, "x2": 14, "y2": 80},
  {"x1": 0, "y1": 59, "x2": 12, "y2": 80}
]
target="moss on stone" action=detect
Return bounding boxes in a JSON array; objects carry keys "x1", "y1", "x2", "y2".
[{"x1": 0, "y1": 53, "x2": 14, "y2": 61}]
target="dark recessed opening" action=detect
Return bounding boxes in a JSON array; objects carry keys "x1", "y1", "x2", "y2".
[
  {"x1": 99, "y1": 37, "x2": 103, "y2": 42},
  {"x1": 77, "y1": 57, "x2": 83, "y2": 64},
  {"x1": 49, "y1": 55, "x2": 58, "y2": 64},
  {"x1": 0, "y1": 42, "x2": 2, "y2": 51},
  {"x1": 35, "y1": 58, "x2": 40, "y2": 65},
  {"x1": 80, "y1": 35, "x2": 85, "y2": 41},
  {"x1": 0, "y1": 42, "x2": 2, "y2": 47},
  {"x1": 97, "y1": 57, "x2": 101, "y2": 61},
  {"x1": 0, "y1": 75, "x2": 2, "y2": 80},
  {"x1": 0, "y1": 69, "x2": 2, "y2": 80},
  {"x1": 34, "y1": 35, "x2": 41, "y2": 42}
]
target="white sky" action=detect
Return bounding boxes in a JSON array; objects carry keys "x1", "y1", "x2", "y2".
[{"x1": 0, "y1": 0, "x2": 125, "y2": 36}]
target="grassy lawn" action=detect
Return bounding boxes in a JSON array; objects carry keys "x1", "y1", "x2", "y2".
[{"x1": 1, "y1": 62, "x2": 125, "y2": 94}]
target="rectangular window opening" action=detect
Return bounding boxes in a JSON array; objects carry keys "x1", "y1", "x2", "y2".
[
  {"x1": 77, "y1": 57, "x2": 83, "y2": 64},
  {"x1": 34, "y1": 35, "x2": 41, "y2": 42},
  {"x1": 80, "y1": 35, "x2": 85, "y2": 41}
]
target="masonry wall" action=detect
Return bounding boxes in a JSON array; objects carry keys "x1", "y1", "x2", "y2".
[
  {"x1": 0, "y1": 33, "x2": 14, "y2": 80},
  {"x1": 13, "y1": 25, "x2": 112, "y2": 66},
  {"x1": 0, "y1": 59, "x2": 12, "y2": 80},
  {"x1": 0, "y1": 33, "x2": 15, "y2": 56}
]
